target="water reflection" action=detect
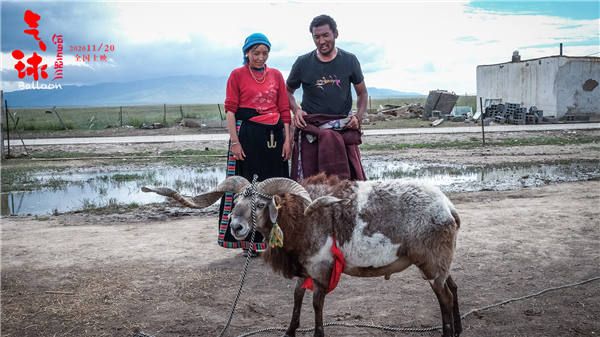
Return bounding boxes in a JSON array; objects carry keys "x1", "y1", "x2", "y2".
[
  {"x1": 2, "y1": 159, "x2": 599, "y2": 216},
  {"x1": 363, "y1": 157, "x2": 600, "y2": 193},
  {"x1": 3, "y1": 166, "x2": 225, "y2": 216}
]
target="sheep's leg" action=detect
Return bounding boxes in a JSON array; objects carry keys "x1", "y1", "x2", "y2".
[
  {"x1": 311, "y1": 282, "x2": 327, "y2": 337},
  {"x1": 430, "y1": 277, "x2": 455, "y2": 337},
  {"x1": 446, "y1": 275, "x2": 462, "y2": 336},
  {"x1": 284, "y1": 279, "x2": 306, "y2": 337}
]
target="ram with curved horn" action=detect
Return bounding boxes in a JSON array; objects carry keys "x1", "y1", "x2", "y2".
[
  {"x1": 142, "y1": 176, "x2": 251, "y2": 208},
  {"x1": 143, "y1": 173, "x2": 461, "y2": 337}
]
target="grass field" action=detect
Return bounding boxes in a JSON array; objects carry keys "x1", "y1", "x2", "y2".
[
  {"x1": 5, "y1": 104, "x2": 227, "y2": 131},
  {"x1": 4, "y1": 96, "x2": 477, "y2": 132}
]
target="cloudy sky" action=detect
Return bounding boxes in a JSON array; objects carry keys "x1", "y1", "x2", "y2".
[{"x1": 1, "y1": 0, "x2": 598, "y2": 95}]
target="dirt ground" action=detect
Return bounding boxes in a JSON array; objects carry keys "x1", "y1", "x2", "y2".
[{"x1": 2, "y1": 129, "x2": 600, "y2": 337}]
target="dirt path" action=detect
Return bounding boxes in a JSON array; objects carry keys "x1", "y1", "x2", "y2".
[{"x1": 2, "y1": 180, "x2": 599, "y2": 337}]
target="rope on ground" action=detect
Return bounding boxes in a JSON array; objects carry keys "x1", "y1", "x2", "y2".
[
  {"x1": 459, "y1": 275, "x2": 600, "y2": 319},
  {"x1": 131, "y1": 275, "x2": 600, "y2": 337},
  {"x1": 217, "y1": 176, "x2": 261, "y2": 337},
  {"x1": 233, "y1": 275, "x2": 600, "y2": 337}
]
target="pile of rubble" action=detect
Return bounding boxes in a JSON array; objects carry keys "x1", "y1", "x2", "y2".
[
  {"x1": 363, "y1": 103, "x2": 425, "y2": 123},
  {"x1": 485, "y1": 103, "x2": 544, "y2": 125}
]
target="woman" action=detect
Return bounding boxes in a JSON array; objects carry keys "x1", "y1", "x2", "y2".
[{"x1": 217, "y1": 33, "x2": 292, "y2": 256}]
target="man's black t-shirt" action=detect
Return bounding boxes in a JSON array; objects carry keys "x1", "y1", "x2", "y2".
[{"x1": 286, "y1": 48, "x2": 364, "y2": 116}]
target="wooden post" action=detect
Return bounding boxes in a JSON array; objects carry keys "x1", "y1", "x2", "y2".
[
  {"x1": 480, "y1": 96, "x2": 485, "y2": 146},
  {"x1": 52, "y1": 107, "x2": 68, "y2": 130},
  {"x1": 163, "y1": 104, "x2": 167, "y2": 125},
  {"x1": 368, "y1": 95, "x2": 372, "y2": 112},
  {"x1": 119, "y1": 106, "x2": 123, "y2": 127},
  {"x1": 4, "y1": 99, "x2": 10, "y2": 158},
  {"x1": 0, "y1": 91, "x2": 4, "y2": 160},
  {"x1": 217, "y1": 104, "x2": 224, "y2": 128},
  {"x1": 217, "y1": 104, "x2": 223, "y2": 120},
  {"x1": 179, "y1": 105, "x2": 184, "y2": 119},
  {"x1": 6, "y1": 106, "x2": 29, "y2": 155}
]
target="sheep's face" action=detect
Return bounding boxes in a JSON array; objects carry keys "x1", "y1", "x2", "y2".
[{"x1": 229, "y1": 194, "x2": 277, "y2": 241}]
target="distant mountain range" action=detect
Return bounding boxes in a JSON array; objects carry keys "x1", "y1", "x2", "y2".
[{"x1": 4, "y1": 75, "x2": 423, "y2": 107}]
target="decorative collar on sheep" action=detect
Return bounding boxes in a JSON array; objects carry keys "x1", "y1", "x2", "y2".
[
  {"x1": 242, "y1": 181, "x2": 272, "y2": 200},
  {"x1": 241, "y1": 179, "x2": 285, "y2": 249}
]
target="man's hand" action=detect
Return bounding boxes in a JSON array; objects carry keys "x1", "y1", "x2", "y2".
[
  {"x1": 293, "y1": 109, "x2": 308, "y2": 129},
  {"x1": 345, "y1": 115, "x2": 361, "y2": 130}
]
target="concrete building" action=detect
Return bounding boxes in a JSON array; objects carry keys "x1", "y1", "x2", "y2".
[{"x1": 476, "y1": 55, "x2": 600, "y2": 119}]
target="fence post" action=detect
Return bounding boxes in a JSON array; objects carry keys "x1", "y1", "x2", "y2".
[
  {"x1": 120, "y1": 106, "x2": 123, "y2": 127},
  {"x1": 217, "y1": 104, "x2": 224, "y2": 128},
  {"x1": 4, "y1": 99, "x2": 10, "y2": 158},
  {"x1": 163, "y1": 104, "x2": 167, "y2": 125},
  {"x1": 480, "y1": 96, "x2": 485, "y2": 146},
  {"x1": 0, "y1": 91, "x2": 4, "y2": 160},
  {"x1": 52, "y1": 107, "x2": 68, "y2": 130},
  {"x1": 180, "y1": 105, "x2": 184, "y2": 119}
]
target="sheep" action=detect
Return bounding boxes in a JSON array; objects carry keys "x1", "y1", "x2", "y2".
[{"x1": 142, "y1": 173, "x2": 462, "y2": 337}]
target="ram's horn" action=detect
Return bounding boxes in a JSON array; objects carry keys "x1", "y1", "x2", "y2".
[
  {"x1": 304, "y1": 196, "x2": 351, "y2": 216},
  {"x1": 257, "y1": 178, "x2": 312, "y2": 205},
  {"x1": 142, "y1": 176, "x2": 250, "y2": 209}
]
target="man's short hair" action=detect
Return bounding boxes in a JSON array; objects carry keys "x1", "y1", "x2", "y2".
[{"x1": 309, "y1": 14, "x2": 338, "y2": 35}]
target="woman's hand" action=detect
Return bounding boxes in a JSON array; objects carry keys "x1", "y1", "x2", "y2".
[
  {"x1": 231, "y1": 142, "x2": 245, "y2": 160},
  {"x1": 282, "y1": 138, "x2": 292, "y2": 161}
]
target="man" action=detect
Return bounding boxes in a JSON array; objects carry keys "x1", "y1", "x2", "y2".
[{"x1": 286, "y1": 14, "x2": 368, "y2": 181}]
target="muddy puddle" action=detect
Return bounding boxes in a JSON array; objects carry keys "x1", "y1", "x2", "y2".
[{"x1": 2, "y1": 159, "x2": 599, "y2": 216}]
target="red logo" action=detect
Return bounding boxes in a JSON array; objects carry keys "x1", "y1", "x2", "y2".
[{"x1": 11, "y1": 9, "x2": 49, "y2": 81}]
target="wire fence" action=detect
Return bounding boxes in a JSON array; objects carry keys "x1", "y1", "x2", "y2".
[
  {"x1": 4, "y1": 103, "x2": 227, "y2": 131},
  {"x1": 3, "y1": 96, "x2": 476, "y2": 133}
]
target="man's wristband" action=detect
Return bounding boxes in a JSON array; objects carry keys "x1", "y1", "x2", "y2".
[{"x1": 231, "y1": 141, "x2": 239, "y2": 146}]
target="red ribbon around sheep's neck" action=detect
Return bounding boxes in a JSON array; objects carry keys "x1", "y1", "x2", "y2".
[{"x1": 301, "y1": 237, "x2": 345, "y2": 294}]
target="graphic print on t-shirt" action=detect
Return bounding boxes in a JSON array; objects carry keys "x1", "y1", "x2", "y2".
[{"x1": 315, "y1": 75, "x2": 341, "y2": 90}]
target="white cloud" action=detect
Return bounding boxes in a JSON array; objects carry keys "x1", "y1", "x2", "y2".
[{"x1": 3, "y1": 1, "x2": 598, "y2": 95}]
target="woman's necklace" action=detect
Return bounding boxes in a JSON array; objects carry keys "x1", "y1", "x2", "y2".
[{"x1": 248, "y1": 65, "x2": 268, "y2": 84}]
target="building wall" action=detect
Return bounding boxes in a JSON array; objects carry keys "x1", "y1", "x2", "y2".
[
  {"x1": 476, "y1": 56, "x2": 600, "y2": 118},
  {"x1": 556, "y1": 57, "x2": 600, "y2": 116}
]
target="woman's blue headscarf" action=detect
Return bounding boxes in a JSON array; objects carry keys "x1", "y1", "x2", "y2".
[{"x1": 242, "y1": 32, "x2": 271, "y2": 64}]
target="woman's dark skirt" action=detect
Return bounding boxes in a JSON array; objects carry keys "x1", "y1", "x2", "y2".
[{"x1": 217, "y1": 119, "x2": 288, "y2": 250}]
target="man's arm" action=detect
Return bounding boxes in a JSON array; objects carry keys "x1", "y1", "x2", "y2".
[
  {"x1": 287, "y1": 85, "x2": 307, "y2": 129},
  {"x1": 354, "y1": 81, "x2": 368, "y2": 120},
  {"x1": 346, "y1": 81, "x2": 368, "y2": 129}
]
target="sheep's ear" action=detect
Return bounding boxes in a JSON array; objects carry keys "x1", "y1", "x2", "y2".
[
  {"x1": 268, "y1": 195, "x2": 281, "y2": 224},
  {"x1": 304, "y1": 196, "x2": 350, "y2": 216}
]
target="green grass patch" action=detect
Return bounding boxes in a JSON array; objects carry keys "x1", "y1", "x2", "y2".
[
  {"x1": 361, "y1": 135, "x2": 599, "y2": 151},
  {"x1": 160, "y1": 148, "x2": 227, "y2": 165},
  {"x1": 72, "y1": 199, "x2": 143, "y2": 215},
  {"x1": 161, "y1": 148, "x2": 227, "y2": 156},
  {"x1": 30, "y1": 151, "x2": 115, "y2": 159},
  {"x1": 111, "y1": 173, "x2": 145, "y2": 182},
  {"x1": 1, "y1": 167, "x2": 37, "y2": 192}
]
